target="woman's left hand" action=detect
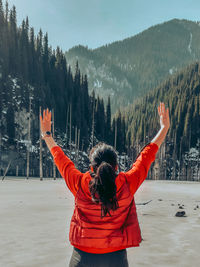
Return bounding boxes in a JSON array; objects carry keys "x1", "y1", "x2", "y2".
[{"x1": 40, "y1": 108, "x2": 52, "y2": 138}]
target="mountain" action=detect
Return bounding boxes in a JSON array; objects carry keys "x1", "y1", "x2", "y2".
[
  {"x1": 65, "y1": 19, "x2": 200, "y2": 113},
  {"x1": 122, "y1": 61, "x2": 200, "y2": 180}
]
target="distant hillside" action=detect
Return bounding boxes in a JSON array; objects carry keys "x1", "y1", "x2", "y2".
[
  {"x1": 65, "y1": 19, "x2": 200, "y2": 113},
  {"x1": 122, "y1": 61, "x2": 200, "y2": 180}
]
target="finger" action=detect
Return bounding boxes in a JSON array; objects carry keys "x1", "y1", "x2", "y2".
[
  {"x1": 47, "y1": 110, "x2": 50, "y2": 121},
  {"x1": 167, "y1": 108, "x2": 169, "y2": 116},
  {"x1": 40, "y1": 115, "x2": 42, "y2": 122},
  {"x1": 46, "y1": 108, "x2": 48, "y2": 119},
  {"x1": 162, "y1": 102, "x2": 165, "y2": 113},
  {"x1": 49, "y1": 110, "x2": 51, "y2": 121},
  {"x1": 43, "y1": 109, "x2": 45, "y2": 119}
]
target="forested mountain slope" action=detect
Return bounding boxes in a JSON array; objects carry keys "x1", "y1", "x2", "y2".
[
  {"x1": 0, "y1": 2, "x2": 127, "y2": 176},
  {"x1": 122, "y1": 61, "x2": 200, "y2": 180},
  {"x1": 66, "y1": 19, "x2": 200, "y2": 112}
]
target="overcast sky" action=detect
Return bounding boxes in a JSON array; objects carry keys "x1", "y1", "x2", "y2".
[{"x1": 3, "y1": 0, "x2": 200, "y2": 51}]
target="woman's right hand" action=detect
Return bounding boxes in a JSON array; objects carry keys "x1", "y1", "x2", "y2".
[
  {"x1": 158, "y1": 102, "x2": 170, "y2": 129},
  {"x1": 40, "y1": 108, "x2": 52, "y2": 139}
]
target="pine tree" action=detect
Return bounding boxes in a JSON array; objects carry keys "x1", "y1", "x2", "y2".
[
  {"x1": 105, "y1": 95, "x2": 111, "y2": 144},
  {"x1": 6, "y1": 105, "x2": 15, "y2": 145}
]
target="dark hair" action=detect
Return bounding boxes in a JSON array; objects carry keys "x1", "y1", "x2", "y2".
[{"x1": 89, "y1": 142, "x2": 119, "y2": 218}]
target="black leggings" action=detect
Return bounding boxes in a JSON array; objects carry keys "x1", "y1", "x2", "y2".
[{"x1": 69, "y1": 247, "x2": 129, "y2": 267}]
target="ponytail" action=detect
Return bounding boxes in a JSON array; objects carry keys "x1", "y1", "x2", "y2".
[{"x1": 89, "y1": 143, "x2": 119, "y2": 218}]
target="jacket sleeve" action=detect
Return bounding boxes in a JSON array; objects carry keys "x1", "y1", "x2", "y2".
[
  {"x1": 124, "y1": 142, "x2": 159, "y2": 195},
  {"x1": 50, "y1": 146, "x2": 83, "y2": 196}
]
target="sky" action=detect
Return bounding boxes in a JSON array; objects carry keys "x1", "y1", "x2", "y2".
[{"x1": 2, "y1": 0, "x2": 200, "y2": 51}]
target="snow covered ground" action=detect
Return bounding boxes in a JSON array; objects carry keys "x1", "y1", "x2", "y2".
[{"x1": 0, "y1": 178, "x2": 200, "y2": 267}]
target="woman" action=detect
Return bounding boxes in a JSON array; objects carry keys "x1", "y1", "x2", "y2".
[{"x1": 40, "y1": 102, "x2": 170, "y2": 267}]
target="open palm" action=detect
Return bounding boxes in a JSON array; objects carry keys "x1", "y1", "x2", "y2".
[
  {"x1": 40, "y1": 108, "x2": 52, "y2": 135},
  {"x1": 157, "y1": 102, "x2": 170, "y2": 129}
]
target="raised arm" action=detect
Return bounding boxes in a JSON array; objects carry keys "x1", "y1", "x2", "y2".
[
  {"x1": 124, "y1": 102, "x2": 170, "y2": 195},
  {"x1": 40, "y1": 108, "x2": 83, "y2": 196}
]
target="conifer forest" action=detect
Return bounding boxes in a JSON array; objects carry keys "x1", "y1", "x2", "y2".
[{"x1": 0, "y1": 1, "x2": 199, "y2": 180}]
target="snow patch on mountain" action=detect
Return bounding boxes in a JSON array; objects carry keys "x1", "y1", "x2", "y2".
[
  {"x1": 169, "y1": 67, "x2": 177, "y2": 75},
  {"x1": 94, "y1": 79, "x2": 102, "y2": 88}
]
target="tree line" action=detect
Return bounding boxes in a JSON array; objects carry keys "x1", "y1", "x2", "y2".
[{"x1": 0, "y1": 0, "x2": 126, "y2": 158}]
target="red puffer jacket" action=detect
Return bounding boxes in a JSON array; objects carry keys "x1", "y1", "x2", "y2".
[{"x1": 50, "y1": 142, "x2": 158, "y2": 254}]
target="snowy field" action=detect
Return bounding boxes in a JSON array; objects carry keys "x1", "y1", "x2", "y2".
[{"x1": 0, "y1": 178, "x2": 200, "y2": 267}]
